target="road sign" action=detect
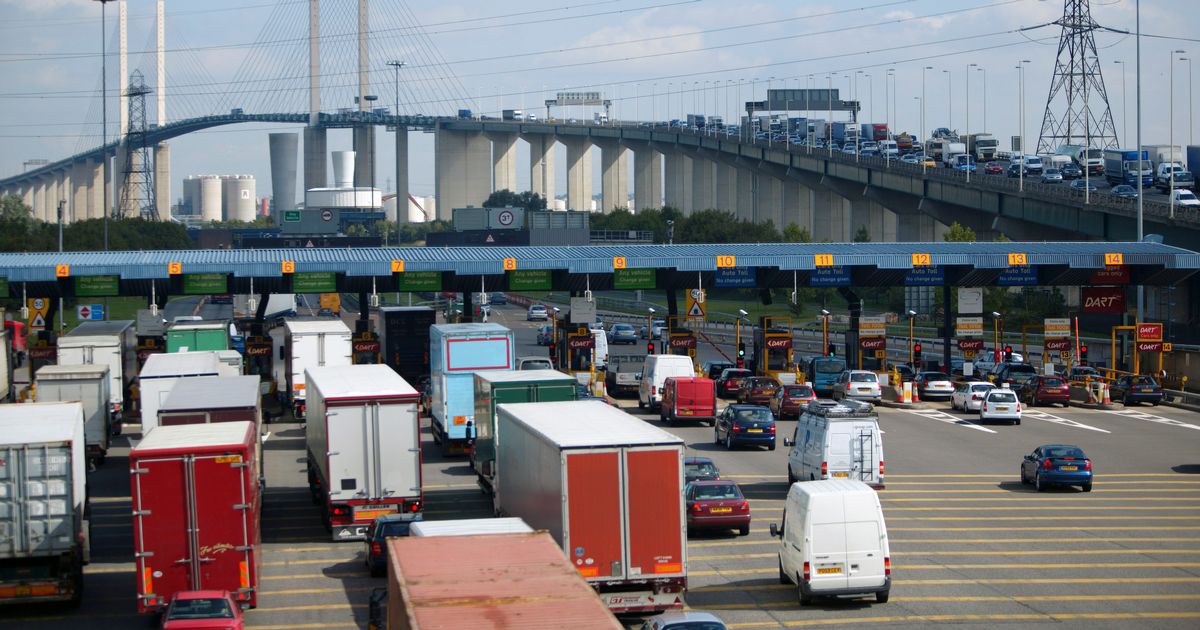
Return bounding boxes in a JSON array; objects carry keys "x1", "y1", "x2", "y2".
[
  {"x1": 958, "y1": 287, "x2": 983, "y2": 314},
  {"x1": 76, "y1": 304, "x2": 104, "y2": 321},
  {"x1": 956, "y1": 317, "x2": 983, "y2": 337},
  {"x1": 1044, "y1": 339, "x2": 1071, "y2": 351},
  {"x1": 1044, "y1": 318, "x2": 1071, "y2": 338},
  {"x1": 1136, "y1": 341, "x2": 1163, "y2": 353},
  {"x1": 860, "y1": 337, "x2": 886, "y2": 350},
  {"x1": 957, "y1": 338, "x2": 985, "y2": 352},
  {"x1": 859, "y1": 316, "x2": 886, "y2": 337},
  {"x1": 28, "y1": 297, "x2": 49, "y2": 331},
  {"x1": 685, "y1": 289, "x2": 706, "y2": 320},
  {"x1": 1136, "y1": 323, "x2": 1163, "y2": 342},
  {"x1": 1164, "y1": 342, "x2": 1174, "y2": 352}
]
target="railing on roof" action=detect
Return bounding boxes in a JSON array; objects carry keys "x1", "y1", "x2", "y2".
[{"x1": 589, "y1": 230, "x2": 656, "y2": 244}]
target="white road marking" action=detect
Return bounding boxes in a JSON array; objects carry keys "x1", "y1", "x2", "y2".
[
  {"x1": 905, "y1": 409, "x2": 997, "y2": 433},
  {"x1": 1021, "y1": 410, "x2": 1111, "y2": 433},
  {"x1": 1103, "y1": 409, "x2": 1200, "y2": 431}
]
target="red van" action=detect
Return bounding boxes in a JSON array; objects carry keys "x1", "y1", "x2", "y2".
[{"x1": 660, "y1": 376, "x2": 717, "y2": 426}]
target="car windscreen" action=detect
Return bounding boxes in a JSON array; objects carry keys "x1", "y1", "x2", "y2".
[
  {"x1": 1007, "y1": 364, "x2": 1037, "y2": 373},
  {"x1": 922, "y1": 373, "x2": 950, "y2": 381},
  {"x1": 663, "y1": 622, "x2": 728, "y2": 630},
  {"x1": 970, "y1": 384, "x2": 995, "y2": 393},
  {"x1": 692, "y1": 484, "x2": 742, "y2": 500},
  {"x1": 722, "y1": 370, "x2": 753, "y2": 379},
  {"x1": 850, "y1": 373, "x2": 877, "y2": 383},
  {"x1": 520, "y1": 360, "x2": 553, "y2": 370},
  {"x1": 685, "y1": 462, "x2": 717, "y2": 477},
  {"x1": 785, "y1": 386, "x2": 813, "y2": 396},
  {"x1": 812, "y1": 358, "x2": 846, "y2": 374},
  {"x1": 380, "y1": 522, "x2": 414, "y2": 537},
  {"x1": 1132, "y1": 376, "x2": 1158, "y2": 385},
  {"x1": 734, "y1": 408, "x2": 773, "y2": 423},
  {"x1": 1039, "y1": 378, "x2": 1065, "y2": 387},
  {"x1": 613, "y1": 324, "x2": 634, "y2": 332},
  {"x1": 987, "y1": 392, "x2": 1017, "y2": 403},
  {"x1": 166, "y1": 598, "x2": 234, "y2": 620}
]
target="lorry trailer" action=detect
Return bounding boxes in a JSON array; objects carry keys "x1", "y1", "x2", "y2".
[
  {"x1": 271, "y1": 319, "x2": 352, "y2": 419},
  {"x1": 428, "y1": 323, "x2": 515, "y2": 455},
  {"x1": 58, "y1": 319, "x2": 137, "y2": 424},
  {"x1": 471, "y1": 369, "x2": 577, "y2": 492},
  {"x1": 34, "y1": 364, "x2": 112, "y2": 464}
]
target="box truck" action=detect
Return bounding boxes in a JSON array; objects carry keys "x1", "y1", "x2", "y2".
[
  {"x1": 158, "y1": 375, "x2": 261, "y2": 427},
  {"x1": 138, "y1": 351, "x2": 222, "y2": 433},
  {"x1": 1103, "y1": 148, "x2": 1154, "y2": 186},
  {"x1": 471, "y1": 369, "x2": 577, "y2": 492},
  {"x1": 494, "y1": 400, "x2": 686, "y2": 614},
  {"x1": 272, "y1": 319, "x2": 352, "y2": 419},
  {"x1": 379, "y1": 306, "x2": 436, "y2": 386},
  {"x1": 428, "y1": 323, "x2": 515, "y2": 455},
  {"x1": 305, "y1": 364, "x2": 422, "y2": 541},
  {"x1": 0, "y1": 403, "x2": 89, "y2": 607},
  {"x1": 381, "y1": 532, "x2": 622, "y2": 630},
  {"x1": 58, "y1": 319, "x2": 136, "y2": 424},
  {"x1": 35, "y1": 364, "x2": 112, "y2": 464},
  {"x1": 165, "y1": 321, "x2": 229, "y2": 353},
  {"x1": 130, "y1": 421, "x2": 261, "y2": 613}
]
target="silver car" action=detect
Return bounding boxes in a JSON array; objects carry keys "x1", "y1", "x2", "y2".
[
  {"x1": 1041, "y1": 168, "x2": 1064, "y2": 183},
  {"x1": 832, "y1": 370, "x2": 882, "y2": 404},
  {"x1": 640, "y1": 611, "x2": 728, "y2": 630},
  {"x1": 526, "y1": 304, "x2": 548, "y2": 321},
  {"x1": 980, "y1": 386, "x2": 1022, "y2": 424}
]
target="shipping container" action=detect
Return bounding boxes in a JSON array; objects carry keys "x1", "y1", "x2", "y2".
[
  {"x1": 271, "y1": 320, "x2": 352, "y2": 419},
  {"x1": 165, "y1": 321, "x2": 230, "y2": 353},
  {"x1": 379, "y1": 307, "x2": 436, "y2": 386},
  {"x1": 494, "y1": 400, "x2": 686, "y2": 614},
  {"x1": 59, "y1": 319, "x2": 137, "y2": 422},
  {"x1": 409, "y1": 517, "x2": 532, "y2": 537},
  {"x1": 35, "y1": 364, "x2": 112, "y2": 463},
  {"x1": 306, "y1": 364, "x2": 422, "y2": 541},
  {"x1": 0, "y1": 403, "x2": 89, "y2": 606},
  {"x1": 138, "y1": 351, "x2": 222, "y2": 433},
  {"x1": 428, "y1": 323, "x2": 515, "y2": 455},
  {"x1": 384, "y1": 532, "x2": 622, "y2": 630},
  {"x1": 130, "y1": 421, "x2": 260, "y2": 613},
  {"x1": 471, "y1": 369, "x2": 577, "y2": 491}
]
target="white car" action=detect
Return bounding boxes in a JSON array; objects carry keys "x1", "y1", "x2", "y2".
[
  {"x1": 1170, "y1": 189, "x2": 1200, "y2": 207},
  {"x1": 980, "y1": 386, "x2": 1022, "y2": 425},
  {"x1": 951, "y1": 381, "x2": 996, "y2": 412},
  {"x1": 915, "y1": 371, "x2": 955, "y2": 400},
  {"x1": 526, "y1": 304, "x2": 548, "y2": 321},
  {"x1": 640, "y1": 611, "x2": 728, "y2": 630},
  {"x1": 832, "y1": 370, "x2": 882, "y2": 404}
]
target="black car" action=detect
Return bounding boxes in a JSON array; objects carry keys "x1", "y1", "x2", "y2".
[
  {"x1": 1007, "y1": 163, "x2": 1023, "y2": 178},
  {"x1": 1070, "y1": 178, "x2": 1098, "y2": 192},
  {"x1": 702, "y1": 360, "x2": 735, "y2": 381},
  {"x1": 489, "y1": 292, "x2": 507, "y2": 305},
  {"x1": 1059, "y1": 163, "x2": 1083, "y2": 179},
  {"x1": 993, "y1": 362, "x2": 1038, "y2": 386},
  {"x1": 1111, "y1": 184, "x2": 1139, "y2": 199},
  {"x1": 365, "y1": 512, "x2": 422, "y2": 577},
  {"x1": 1109, "y1": 375, "x2": 1164, "y2": 406},
  {"x1": 714, "y1": 405, "x2": 776, "y2": 450},
  {"x1": 684, "y1": 456, "x2": 721, "y2": 482}
]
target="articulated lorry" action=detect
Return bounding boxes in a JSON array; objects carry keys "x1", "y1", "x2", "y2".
[
  {"x1": 494, "y1": 400, "x2": 687, "y2": 614},
  {"x1": 471, "y1": 369, "x2": 577, "y2": 493},
  {"x1": 0, "y1": 403, "x2": 89, "y2": 608},
  {"x1": 1103, "y1": 148, "x2": 1154, "y2": 186},
  {"x1": 306, "y1": 364, "x2": 422, "y2": 541},
  {"x1": 428, "y1": 323, "x2": 515, "y2": 455},
  {"x1": 963, "y1": 133, "x2": 998, "y2": 160},
  {"x1": 138, "y1": 351, "x2": 222, "y2": 433}
]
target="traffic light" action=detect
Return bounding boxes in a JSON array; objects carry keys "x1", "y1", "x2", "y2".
[
  {"x1": 1004, "y1": 345, "x2": 1013, "y2": 363},
  {"x1": 1080, "y1": 345, "x2": 1088, "y2": 366},
  {"x1": 647, "y1": 341, "x2": 656, "y2": 355},
  {"x1": 548, "y1": 342, "x2": 557, "y2": 363},
  {"x1": 736, "y1": 342, "x2": 746, "y2": 368},
  {"x1": 913, "y1": 343, "x2": 923, "y2": 367},
  {"x1": 827, "y1": 343, "x2": 836, "y2": 357}
]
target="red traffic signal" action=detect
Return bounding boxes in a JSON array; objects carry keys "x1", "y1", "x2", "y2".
[
  {"x1": 913, "y1": 343, "x2": 922, "y2": 354},
  {"x1": 646, "y1": 341, "x2": 655, "y2": 355},
  {"x1": 1004, "y1": 345, "x2": 1012, "y2": 353}
]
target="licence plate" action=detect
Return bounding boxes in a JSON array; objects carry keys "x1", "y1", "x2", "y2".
[
  {"x1": 1142, "y1": 388, "x2": 1154, "y2": 392},
  {"x1": 355, "y1": 505, "x2": 397, "y2": 519},
  {"x1": 679, "y1": 409, "x2": 693, "y2": 415},
  {"x1": 858, "y1": 387, "x2": 871, "y2": 392},
  {"x1": 833, "y1": 471, "x2": 849, "y2": 478},
  {"x1": 1060, "y1": 466, "x2": 1078, "y2": 471},
  {"x1": 710, "y1": 507, "x2": 732, "y2": 513},
  {"x1": 747, "y1": 428, "x2": 763, "y2": 433},
  {"x1": 996, "y1": 406, "x2": 1009, "y2": 411},
  {"x1": 817, "y1": 567, "x2": 842, "y2": 575}
]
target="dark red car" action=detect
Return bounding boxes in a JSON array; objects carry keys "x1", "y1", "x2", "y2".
[
  {"x1": 984, "y1": 161, "x2": 1005, "y2": 175},
  {"x1": 770, "y1": 384, "x2": 817, "y2": 420},
  {"x1": 1016, "y1": 374, "x2": 1070, "y2": 407},
  {"x1": 716, "y1": 368, "x2": 753, "y2": 399},
  {"x1": 738, "y1": 377, "x2": 781, "y2": 405},
  {"x1": 685, "y1": 480, "x2": 751, "y2": 536},
  {"x1": 161, "y1": 590, "x2": 244, "y2": 630}
]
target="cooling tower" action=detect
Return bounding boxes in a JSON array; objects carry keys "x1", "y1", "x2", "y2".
[
  {"x1": 331, "y1": 151, "x2": 355, "y2": 189},
  {"x1": 222, "y1": 175, "x2": 256, "y2": 222},
  {"x1": 268, "y1": 132, "x2": 298, "y2": 212},
  {"x1": 182, "y1": 176, "x2": 201, "y2": 215},
  {"x1": 199, "y1": 175, "x2": 222, "y2": 222}
]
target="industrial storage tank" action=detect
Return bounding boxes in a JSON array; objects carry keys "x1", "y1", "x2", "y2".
[
  {"x1": 222, "y1": 175, "x2": 256, "y2": 222},
  {"x1": 182, "y1": 176, "x2": 202, "y2": 216},
  {"x1": 199, "y1": 175, "x2": 222, "y2": 222}
]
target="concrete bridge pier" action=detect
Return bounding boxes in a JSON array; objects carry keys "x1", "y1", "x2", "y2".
[
  {"x1": 562, "y1": 137, "x2": 593, "y2": 212},
  {"x1": 394, "y1": 127, "x2": 409, "y2": 222},
  {"x1": 435, "y1": 127, "x2": 491, "y2": 215},
  {"x1": 526, "y1": 134, "x2": 556, "y2": 204},
  {"x1": 353, "y1": 126, "x2": 375, "y2": 188},
  {"x1": 714, "y1": 160, "x2": 738, "y2": 213},
  {"x1": 754, "y1": 169, "x2": 784, "y2": 228},
  {"x1": 304, "y1": 126, "x2": 328, "y2": 191},
  {"x1": 596, "y1": 139, "x2": 628, "y2": 213},
  {"x1": 154, "y1": 143, "x2": 170, "y2": 219},
  {"x1": 735, "y1": 162, "x2": 754, "y2": 222},
  {"x1": 490, "y1": 132, "x2": 518, "y2": 193},
  {"x1": 809, "y1": 186, "x2": 852, "y2": 242},
  {"x1": 88, "y1": 159, "x2": 104, "y2": 219},
  {"x1": 781, "y1": 172, "x2": 816, "y2": 234},
  {"x1": 663, "y1": 148, "x2": 692, "y2": 213},
  {"x1": 690, "y1": 151, "x2": 715, "y2": 213},
  {"x1": 71, "y1": 161, "x2": 88, "y2": 223},
  {"x1": 632, "y1": 143, "x2": 662, "y2": 211}
]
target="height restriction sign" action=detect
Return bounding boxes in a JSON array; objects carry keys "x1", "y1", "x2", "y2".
[{"x1": 685, "y1": 289, "x2": 706, "y2": 320}]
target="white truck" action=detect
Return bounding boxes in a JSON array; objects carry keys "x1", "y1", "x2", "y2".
[
  {"x1": 963, "y1": 133, "x2": 998, "y2": 161},
  {"x1": 138, "y1": 351, "x2": 221, "y2": 434},
  {"x1": 0, "y1": 329, "x2": 11, "y2": 403},
  {"x1": 942, "y1": 142, "x2": 967, "y2": 167},
  {"x1": 305, "y1": 364, "x2": 422, "y2": 541},
  {"x1": 272, "y1": 320, "x2": 352, "y2": 419},
  {"x1": 35, "y1": 364, "x2": 112, "y2": 464},
  {"x1": 58, "y1": 320, "x2": 137, "y2": 424}
]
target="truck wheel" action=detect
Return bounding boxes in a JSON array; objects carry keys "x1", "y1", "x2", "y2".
[
  {"x1": 788, "y1": 466, "x2": 797, "y2": 485},
  {"x1": 876, "y1": 589, "x2": 890, "y2": 603}
]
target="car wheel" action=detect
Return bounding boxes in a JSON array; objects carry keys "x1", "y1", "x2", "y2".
[
  {"x1": 638, "y1": 398, "x2": 645, "y2": 410},
  {"x1": 788, "y1": 466, "x2": 797, "y2": 485},
  {"x1": 769, "y1": 443, "x2": 776, "y2": 451},
  {"x1": 1062, "y1": 400, "x2": 1070, "y2": 408},
  {"x1": 725, "y1": 435, "x2": 733, "y2": 450},
  {"x1": 714, "y1": 429, "x2": 721, "y2": 445},
  {"x1": 369, "y1": 563, "x2": 385, "y2": 578},
  {"x1": 876, "y1": 590, "x2": 890, "y2": 604},
  {"x1": 739, "y1": 524, "x2": 750, "y2": 536},
  {"x1": 1035, "y1": 471, "x2": 1045, "y2": 492},
  {"x1": 1015, "y1": 418, "x2": 1021, "y2": 425},
  {"x1": 1020, "y1": 467, "x2": 1028, "y2": 484},
  {"x1": 779, "y1": 558, "x2": 791, "y2": 585},
  {"x1": 1082, "y1": 482, "x2": 1093, "y2": 492}
]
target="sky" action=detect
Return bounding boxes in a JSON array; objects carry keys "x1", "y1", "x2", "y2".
[{"x1": 0, "y1": 0, "x2": 1197, "y2": 205}]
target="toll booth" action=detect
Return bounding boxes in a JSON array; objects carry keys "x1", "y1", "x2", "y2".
[
  {"x1": 135, "y1": 336, "x2": 165, "y2": 371},
  {"x1": 351, "y1": 331, "x2": 381, "y2": 365},
  {"x1": 243, "y1": 334, "x2": 273, "y2": 380},
  {"x1": 667, "y1": 328, "x2": 697, "y2": 366},
  {"x1": 27, "y1": 331, "x2": 58, "y2": 375},
  {"x1": 557, "y1": 324, "x2": 597, "y2": 375},
  {"x1": 753, "y1": 317, "x2": 794, "y2": 381}
]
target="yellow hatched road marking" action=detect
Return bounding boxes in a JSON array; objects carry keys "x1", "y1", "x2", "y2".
[
  {"x1": 724, "y1": 611, "x2": 1200, "y2": 629},
  {"x1": 889, "y1": 515, "x2": 1200, "y2": 521},
  {"x1": 879, "y1": 497, "x2": 1188, "y2": 502},
  {"x1": 879, "y1": 480, "x2": 1200, "y2": 485},
  {"x1": 688, "y1": 562, "x2": 1200, "y2": 576},
  {"x1": 883, "y1": 473, "x2": 1186, "y2": 478},
  {"x1": 690, "y1": 577, "x2": 1200, "y2": 592},
  {"x1": 251, "y1": 603, "x2": 366, "y2": 613},
  {"x1": 705, "y1": 594, "x2": 1200, "y2": 610},
  {"x1": 885, "y1": 506, "x2": 1200, "y2": 511},
  {"x1": 876, "y1": 488, "x2": 1200, "y2": 493},
  {"x1": 689, "y1": 537, "x2": 1200, "y2": 548},
  {"x1": 259, "y1": 586, "x2": 374, "y2": 596},
  {"x1": 260, "y1": 572, "x2": 367, "y2": 581},
  {"x1": 692, "y1": 549, "x2": 1200, "y2": 561},
  {"x1": 891, "y1": 526, "x2": 1200, "y2": 531}
]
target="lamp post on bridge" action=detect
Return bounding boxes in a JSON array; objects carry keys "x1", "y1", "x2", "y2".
[
  {"x1": 94, "y1": 0, "x2": 116, "y2": 251},
  {"x1": 1113, "y1": 60, "x2": 1127, "y2": 146},
  {"x1": 386, "y1": 60, "x2": 404, "y2": 233}
]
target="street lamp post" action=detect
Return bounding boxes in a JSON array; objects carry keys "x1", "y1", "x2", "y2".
[
  {"x1": 914, "y1": 97, "x2": 923, "y2": 171},
  {"x1": 1186, "y1": 56, "x2": 1194, "y2": 146},
  {"x1": 977, "y1": 66, "x2": 986, "y2": 131},
  {"x1": 1114, "y1": 60, "x2": 1127, "y2": 146},
  {"x1": 95, "y1": 0, "x2": 116, "y2": 251},
  {"x1": 735, "y1": 309, "x2": 748, "y2": 366},
  {"x1": 922, "y1": 66, "x2": 932, "y2": 142},
  {"x1": 992, "y1": 311, "x2": 1003, "y2": 363},
  {"x1": 386, "y1": 60, "x2": 405, "y2": 236},
  {"x1": 821, "y1": 309, "x2": 831, "y2": 358},
  {"x1": 967, "y1": 63, "x2": 975, "y2": 184},
  {"x1": 907, "y1": 310, "x2": 916, "y2": 367},
  {"x1": 943, "y1": 69, "x2": 952, "y2": 131},
  {"x1": 647, "y1": 307, "x2": 657, "y2": 354},
  {"x1": 827, "y1": 75, "x2": 834, "y2": 156},
  {"x1": 1017, "y1": 61, "x2": 1030, "y2": 192},
  {"x1": 1171, "y1": 49, "x2": 1187, "y2": 218}
]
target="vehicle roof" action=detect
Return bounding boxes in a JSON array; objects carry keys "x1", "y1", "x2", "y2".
[
  {"x1": 1036, "y1": 443, "x2": 1086, "y2": 450},
  {"x1": 168, "y1": 321, "x2": 226, "y2": 331},
  {"x1": 0, "y1": 402, "x2": 84, "y2": 446},
  {"x1": 430, "y1": 322, "x2": 512, "y2": 335},
  {"x1": 284, "y1": 319, "x2": 352, "y2": 334},
  {"x1": 140, "y1": 351, "x2": 221, "y2": 378},
  {"x1": 528, "y1": 303, "x2": 547, "y2": 309},
  {"x1": 498, "y1": 400, "x2": 683, "y2": 448},
  {"x1": 409, "y1": 517, "x2": 532, "y2": 537},
  {"x1": 170, "y1": 590, "x2": 231, "y2": 600},
  {"x1": 307, "y1": 364, "x2": 417, "y2": 398},
  {"x1": 133, "y1": 421, "x2": 252, "y2": 453},
  {"x1": 64, "y1": 320, "x2": 133, "y2": 337},
  {"x1": 688, "y1": 479, "x2": 738, "y2": 487},
  {"x1": 161, "y1": 376, "x2": 260, "y2": 411},
  {"x1": 727, "y1": 403, "x2": 772, "y2": 412},
  {"x1": 476, "y1": 369, "x2": 571, "y2": 384},
  {"x1": 788, "y1": 478, "x2": 878, "y2": 497},
  {"x1": 684, "y1": 456, "x2": 714, "y2": 464},
  {"x1": 646, "y1": 611, "x2": 726, "y2": 624},
  {"x1": 35, "y1": 363, "x2": 109, "y2": 379}
]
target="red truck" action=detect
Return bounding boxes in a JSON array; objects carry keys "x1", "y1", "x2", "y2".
[
  {"x1": 494, "y1": 400, "x2": 687, "y2": 614},
  {"x1": 130, "y1": 421, "x2": 261, "y2": 613}
]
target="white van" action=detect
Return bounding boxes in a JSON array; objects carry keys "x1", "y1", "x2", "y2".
[
  {"x1": 770, "y1": 479, "x2": 891, "y2": 605},
  {"x1": 785, "y1": 399, "x2": 884, "y2": 488},
  {"x1": 639, "y1": 354, "x2": 695, "y2": 410}
]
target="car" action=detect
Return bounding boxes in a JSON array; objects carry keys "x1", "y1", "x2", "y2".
[
  {"x1": 1070, "y1": 178, "x2": 1098, "y2": 193},
  {"x1": 900, "y1": 154, "x2": 919, "y2": 164},
  {"x1": 1007, "y1": 162, "x2": 1023, "y2": 177},
  {"x1": 737, "y1": 376, "x2": 781, "y2": 405},
  {"x1": 920, "y1": 156, "x2": 937, "y2": 168},
  {"x1": 1110, "y1": 184, "x2": 1139, "y2": 199},
  {"x1": 317, "y1": 307, "x2": 335, "y2": 317},
  {"x1": 831, "y1": 370, "x2": 882, "y2": 404},
  {"x1": 606, "y1": 323, "x2": 638, "y2": 345},
  {"x1": 770, "y1": 383, "x2": 817, "y2": 420},
  {"x1": 951, "y1": 381, "x2": 995, "y2": 412},
  {"x1": 641, "y1": 318, "x2": 667, "y2": 339},
  {"x1": 1170, "y1": 188, "x2": 1200, "y2": 207},
  {"x1": 364, "y1": 512, "x2": 422, "y2": 577},
  {"x1": 1061, "y1": 366, "x2": 1102, "y2": 382},
  {"x1": 702, "y1": 360, "x2": 735, "y2": 381},
  {"x1": 1021, "y1": 444, "x2": 1093, "y2": 492},
  {"x1": 516, "y1": 356, "x2": 553, "y2": 371},
  {"x1": 640, "y1": 611, "x2": 729, "y2": 630},
  {"x1": 992, "y1": 362, "x2": 1038, "y2": 386},
  {"x1": 526, "y1": 304, "x2": 548, "y2": 321},
  {"x1": 1060, "y1": 162, "x2": 1083, "y2": 179},
  {"x1": 160, "y1": 590, "x2": 244, "y2": 630},
  {"x1": 984, "y1": 161, "x2": 1004, "y2": 174},
  {"x1": 716, "y1": 368, "x2": 754, "y2": 399},
  {"x1": 535, "y1": 324, "x2": 553, "y2": 345},
  {"x1": 489, "y1": 292, "x2": 507, "y2": 305},
  {"x1": 913, "y1": 371, "x2": 954, "y2": 400},
  {"x1": 979, "y1": 386, "x2": 1022, "y2": 424},
  {"x1": 1041, "y1": 168, "x2": 1064, "y2": 183},
  {"x1": 684, "y1": 480, "x2": 751, "y2": 536},
  {"x1": 684, "y1": 456, "x2": 721, "y2": 482},
  {"x1": 1017, "y1": 374, "x2": 1070, "y2": 407},
  {"x1": 860, "y1": 148, "x2": 880, "y2": 157},
  {"x1": 714, "y1": 404, "x2": 776, "y2": 450},
  {"x1": 889, "y1": 364, "x2": 916, "y2": 383},
  {"x1": 1109, "y1": 374, "x2": 1164, "y2": 405}
]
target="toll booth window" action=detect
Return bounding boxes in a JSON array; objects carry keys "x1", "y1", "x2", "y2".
[
  {"x1": 766, "y1": 345, "x2": 789, "y2": 370},
  {"x1": 245, "y1": 352, "x2": 270, "y2": 378}
]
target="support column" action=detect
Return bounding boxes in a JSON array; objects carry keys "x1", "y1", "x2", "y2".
[
  {"x1": 72, "y1": 161, "x2": 88, "y2": 223},
  {"x1": 754, "y1": 174, "x2": 783, "y2": 227},
  {"x1": 663, "y1": 149, "x2": 692, "y2": 212},
  {"x1": 896, "y1": 211, "x2": 939, "y2": 242},
  {"x1": 154, "y1": 143, "x2": 170, "y2": 220},
  {"x1": 715, "y1": 161, "x2": 737, "y2": 213},
  {"x1": 526, "y1": 134, "x2": 555, "y2": 203},
  {"x1": 691, "y1": 154, "x2": 714, "y2": 213},
  {"x1": 34, "y1": 177, "x2": 48, "y2": 221},
  {"x1": 811, "y1": 187, "x2": 851, "y2": 242},
  {"x1": 781, "y1": 179, "x2": 813, "y2": 233},
  {"x1": 394, "y1": 127, "x2": 409, "y2": 223},
  {"x1": 435, "y1": 127, "x2": 492, "y2": 217},
  {"x1": 735, "y1": 166, "x2": 754, "y2": 221},
  {"x1": 632, "y1": 144, "x2": 661, "y2": 211},
  {"x1": 353, "y1": 126, "x2": 375, "y2": 188},
  {"x1": 47, "y1": 175, "x2": 61, "y2": 223},
  {"x1": 562, "y1": 137, "x2": 593, "y2": 211},
  {"x1": 88, "y1": 159, "x2": 104, "y2": 219},
  {"x1": 304, "y1": 126, "x2": 327, "y2": 192},
  {"x1": 20, "y1": 183, "x2": 34, "y2": 209},
  {"x1": 597, "y1": 139, "x2": 628, "y2": 212},
  {"x1": 490, "y1": 133, "x2": 518, "y2": 193}
]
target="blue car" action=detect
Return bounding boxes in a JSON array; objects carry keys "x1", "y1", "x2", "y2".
[
  {"x1": 364, "y1": 512, "x2": 422, "y2": 577},
  {"x1": 1021, "y1": 444, "x2": 1092, "y2": 492},
  {"x1": 714, "y1": 404, "x2": 776, "y2": 451}
]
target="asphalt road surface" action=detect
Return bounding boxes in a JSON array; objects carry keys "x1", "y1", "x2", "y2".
[{"x1": 8, "y1": 303, "x2": 1199, "y2": 629}]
